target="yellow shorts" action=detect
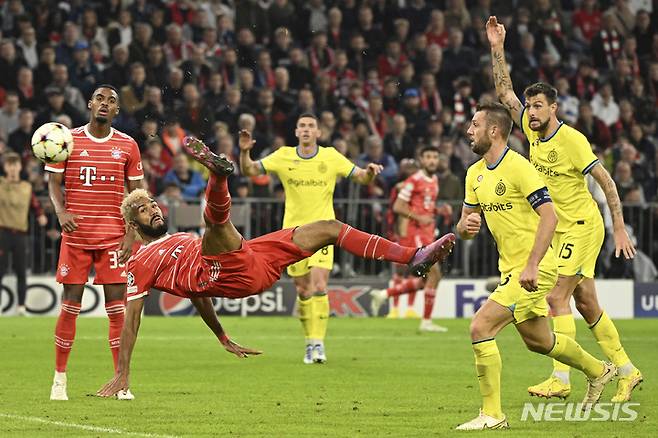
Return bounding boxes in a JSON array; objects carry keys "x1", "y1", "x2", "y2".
[
  {"x1": 489, "y1": 269, "x2": 556, "y2": 324},
  {"x1": 553, "y1": 216, "x2": 604, "y2": 278},
  {"x1": 286, "y1": 245, "x2": 334, "y2": 277}
]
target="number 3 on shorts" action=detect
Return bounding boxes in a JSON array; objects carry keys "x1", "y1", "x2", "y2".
[{"x1": 108, "y1": 250, "x2": 126, "y2": 269}]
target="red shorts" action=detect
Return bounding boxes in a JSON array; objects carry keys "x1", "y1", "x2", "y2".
[
  {"x1": 56, "y1": 240, "x2": 128, "y2": 285},
  {"x1": 203, "y1": 228, "x2": 312, "y2": 299},
  {"x1": 398, "y1": 232, "x2": 434, "y2": 249}
]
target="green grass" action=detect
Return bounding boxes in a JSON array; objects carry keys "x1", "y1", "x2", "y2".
[{"x1": 0, "y1": 317, "x2": 656, "y2": 437}]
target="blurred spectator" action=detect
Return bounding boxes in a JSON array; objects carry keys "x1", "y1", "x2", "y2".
[
  {"x1": 161, "y1": 116, "x2": 186, "y2": 166},
  {"x1": 145, "y1": 44, "x2": 168, "y2": 88},
  {"x1": 55, "y1": 21, "x2": 80, "y2": 68},
  {"x1": 592, "y1": 13, "x2": 623, "y2": 70},
  {"x1": 400, "y1": 88, "x2": 430, "y2": 140},
  {"x1": 615, "y1": 160, "x2": 640, "y2": 201},
  {"x1": 437, "y1": 152, "x2": 463, "y2": 201},
  {"x1": 8, "y1": 108, "x2": 34, "y2": 159},
  {"x1": 178, "y1": 83, "x2": 214, "y2": 141},
  {"x1": 384, "y1": 113, "x2": 415, "y2": 161},
  {"x1": 426, "y1": 10, "x2": 449, "y2": 48},
  {"x1": 215, "y1": 86, "x2": 247, "y2": 133},
  {"x1": 255, "y1": 88, "x2": 286, "y2": 142},
  {"x1": 591, "y1": 82, "x2": 620, "y2": 128},
  {"x1": 135, "y1": 86, "x2": 166, "y2": 126},
  {"x1": 238, "y1": 68, "x2": 259, "y2": 108},
  {"x1": 442, "y1": 27, "x2": 477, "y2": 86},
  {"x1": 129, "y1": 21, "x2": 153, "y2": 65},
  {"x1": 35, "y1": 86, "x2": 83, "y2": 128},
  {"x1": 69, "y1": 42, "x2": 99, "y2": 99},
  {"x1": 575, "y1": 101, "x2": 612, "y2": 150},
  {"x1": 102, "y1": 44, "x2": 130, "y2": 88},
  {"x1": 120, "y1": 62, "x2": 147, "y2": 116},
  {"x1": 16, "y1": 25, "x2": 38, "y2": 69},
  {"x1": 50, "y1": 63, "x2": 87, "y2": 116},
  {"x1": 35, "y1": 44, "x2": 57, "y2": 91},
  {"x1": 163, "y1": 67, "x2": 184, "y2": 108},
  {"x1": 357, "y1": 135, "x2": 398, "y2": 191},
  {"x1": 555, "y1": 77, "x2": 580, "y2": 125},
  {"x1": 180, "y1": 44, "x2": 212, "y2": 87},
  {"x1": 163, "y1": 153, "x2": 206, "y2": 201},
  {"x1": 107, "y1": 9, "x2": 134, "y2": 49},
  {"x1": 0, "y1": 39, "x2": 26, "y2": 91},
  {"x1": 572, "y1": 0, "x2": 602, "y2": 46},
  {"x1": 0, "y1": 91, "x2": 20, "y2": 143},
  {"x1": 143, "y1": 138, "x2": 170, "y2": 194}
]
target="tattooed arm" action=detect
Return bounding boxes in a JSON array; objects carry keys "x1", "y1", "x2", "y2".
[
  {"x1": 486, "y1": 16, "x2": 523, "y2": 126},
  {"x1": 590, "y1": 164, "x2": 637, "y2": 259}
]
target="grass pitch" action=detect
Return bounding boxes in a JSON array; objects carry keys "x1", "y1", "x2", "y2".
[{"x1": 0, "y1": 316, "x2": 655, "y2": 437}]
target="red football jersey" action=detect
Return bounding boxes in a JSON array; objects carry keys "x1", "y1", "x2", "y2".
[
  {"x1": 397, "y1": 170, "x2": 439, "y2": 238},
  {"x1": 126, "y1": 233, "x2": 219, "y2": 301},
  {"x1": 45, "y1": 125, "x2": 144, "y2": 249}
]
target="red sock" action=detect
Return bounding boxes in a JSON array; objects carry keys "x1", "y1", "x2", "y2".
[
  {"x1": 392, "y1": 295, "x2": 400, "y2": 307},
  {"x1": 204, "y1": 174, "x2": 231, "y2": 225},
  {"x1": 386, "y1": 277, "x2": 423, "y2": 297},
  {"x1": 336, "y1": 224, "x2": 416, "y2": 264},
  {"x1": 105, "y1": 300, "x2": 125, "y2": 372},
  {"x1": 408, "y1": 291, "x2": 417, "y2": 306},
  {"x1": 423, "y1": 288, "x2": 436, "y2": 319},
  {"x1": 54, "y1": 300, "x2": 81, "y2": 372}
]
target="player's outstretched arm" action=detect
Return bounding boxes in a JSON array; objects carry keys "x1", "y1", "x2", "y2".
[
  {"x1": 350, "y1": 163, "x2": 384, "y2": 185},
  {"x1": 486, "y1": 16, "x2": 523, "y2": 126},
  {"x1": 97, "y1": 297, "x2": 144, "y2": 397},
  {"x1": 590, "y1": 164, "x2": 637, "y2": 259},
  {"x1": 456, "y1": 206, "x2": 481, "y2": 240},
  {"x1": 238, "y1": 129, "x2": 265, "y2": 176},
  {"x1": 520, "y1": 202, "x2": 558, "y2": 292},
  {"x1": 393, "y1": 197, "x2": 434, "y2": 225},
  {"x1": 190, "y1": 297, "x2": 263, "y2": 358}
]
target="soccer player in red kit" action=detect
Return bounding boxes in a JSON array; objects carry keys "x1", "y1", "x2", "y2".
[
  {"x1": 370, "y1": 146, "x2": 452, "y2": 332},
  {"x1": 97, "y1": 138, "x2": 455, "y2": 398},
  {"x1": 46, "y1": 85, "x2": 144, "y2": 400}
]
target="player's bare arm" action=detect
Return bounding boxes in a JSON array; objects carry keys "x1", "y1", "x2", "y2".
[
  {"x1": 393, "y1": 197, "x2": 434, "y2": 225},
  {"x1": 456, "y1": 206, "x2": 481, "y2": 240},
  {"x1": 97, "y1": 297, "x2": 144, "y2": 397},
  {"x1": 486, "y1": 16, "x2": 523, "y2": 125},
  {"x1": 350, "y1": 163, "x2": 384, "y2": 185},
  {"x1": 590, "y1": 164, "x2": 637, "y2": 259},
  {"x1": 48, "y1": 171, "x2": 80, "y2": 233},
  {"x1": 190, "y1": 297, "x2": 263, "y2": 358},
  {"x1": 238, "y1": 129, "x2": 265, "y2": 176},
  {"x1": 519, "y1": 202, "x2": 558, "y2": 292},
  {"x1": 117, "y1": 180, "x2": 146, "y2": 264}
]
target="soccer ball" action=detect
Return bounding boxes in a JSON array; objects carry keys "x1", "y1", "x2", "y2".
[{"x1": 31, "y1": 122, "x2": 74, "y2": 164}]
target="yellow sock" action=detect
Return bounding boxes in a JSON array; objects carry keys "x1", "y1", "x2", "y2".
[
  {"x1": 473, "y1": 339, "x2": 503, "y2": 420},
  {"x1": 590, "y1": 311, "x2": 631, "y2": 367},
  {"x1": 310, "y1": 294, "x2": 329, "y2": 341},
  {"x1": 298, "y1": 297, "x2": 313, "y2": 343},
  {"x1": 552, "y1": 314, "x2": 576, "y2": 373},
  {"x1": 547, "y1": 333, "x2": 604, "y2": 379}
]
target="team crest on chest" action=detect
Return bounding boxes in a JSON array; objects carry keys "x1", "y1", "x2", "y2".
[
  {"x1": 547, "y1": 150, "x2": 558, "y2": 163},
  {"x1": 495, "y1": 180, "x2": 506, "y2": 196},
  {"x1": 318, "y1": 162, "x2": 328, "y2": 173},
  {"x1": 111, "y1": 147, "x2": 122, "y2": 159}
]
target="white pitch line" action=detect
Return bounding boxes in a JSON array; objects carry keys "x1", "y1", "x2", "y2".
[{"x1": 0, "y1": 413, "x2": 179, "y2": 438}]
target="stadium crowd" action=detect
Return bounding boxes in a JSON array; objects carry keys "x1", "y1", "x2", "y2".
[{"x1": 0, "y1": 0, "x2": 657, "y2": 276}]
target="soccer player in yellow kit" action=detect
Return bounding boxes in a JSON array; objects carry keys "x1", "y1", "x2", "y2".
[
  {"x1": 455, "y1": 103, "x2": 615, "y2": 430},
  {"x1": 486, "y1": 16, "x2": 641, "y2": 403},
  {"x1": 240, "y1": 113, "x2": 382, "y2": 364}
]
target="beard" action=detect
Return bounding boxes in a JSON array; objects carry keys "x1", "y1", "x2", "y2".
[
  {"x1": 529, "y1": 117, "x2": 550, "y2": 133},
  {"x1": 137, "y1": 220, "x2": 168, "y2": 238},
  {"x1": 471, "y1": 137, "x2": 492, "y2": 156},
  {"x1": 95, "y1": 115, "x2": 109, "y2": 123}
]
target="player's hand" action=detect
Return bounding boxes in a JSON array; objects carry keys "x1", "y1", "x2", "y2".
[
  {"x1": 37, "y1": 214, "x2": 48, "y2": 227},
  {"x1": 238, "y1": 129, "x2": 255, "y2": 151},
  {"x1": 366, "y1": 163, "x2": 383, "y2": 176},
  {"x1": 118, "y1": 234, "x2": 135, "y2": 264},
  {"x1": 415, "y1": 214, "x2": 435, "y2": 226},
  {"x1": 56, "y1": 210, "x2": 81, "y2": 233},
  {"x1": 464, "y1": 212, "x2": 481, "y2": 235},
  {"x1": 519, "y1": 263, "x2": 539, "y2": 292},
  {"x1": 486, "y1": 16, "x2": 506, "y2": 47},
  {"x1": 97, "y1": 372, "x2": 129, "y2": 397},
  {"x1": 220, "y1": 335, "x2": 263, "y2": 358},
  {"x1": 614, "y1": 227, "x2": 636, "y2": 260}
]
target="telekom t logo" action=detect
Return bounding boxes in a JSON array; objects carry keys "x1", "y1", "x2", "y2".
[{"x1": 79, "y1": 166, "x2": 97, "y2": 186}]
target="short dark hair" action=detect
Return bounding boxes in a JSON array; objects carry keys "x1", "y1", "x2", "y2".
[
  {"x1": 476, "y1": 102, "x2": 513, "y2": 139},
  {"x1": 2, "y1": 151, "x2": 21, "y2": 165},
  {"x1": 92, "y1": 84, "x2": 120, "y2": 98},
  {"x1": 524, "y1": 82, "x2": 558, "y2": 104},
  {"x1": 419, "y1": 145, "x2": 440, "y2": 155},
  {"x1": 297, "y1": 112, "x2": 318, "y2": 122}
]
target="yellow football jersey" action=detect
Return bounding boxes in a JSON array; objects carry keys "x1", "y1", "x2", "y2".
[
  {"x1": 521, "y1": 109, "x2": 601, "y2": 232},
  {"x1": 260, "y1": 146, "x2": 355, "y2": 227},
  {"x1": 464, "y1": 148, "x2": 557, "y2": 273}
]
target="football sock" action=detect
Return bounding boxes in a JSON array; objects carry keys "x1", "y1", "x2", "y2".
[
  {"x1": 473, "y1": 339, "x2": 503, "y2": 420},
  {"x1": 422, "y1": 288, "x2": 436, "y2": 319},
  {"x1": 204, "y1": 174, "x2": 231, "y2": 225},
  {"x1": 386, "y1": 278, "x2": 423, "y2": 297},
  {"x1": 391, "y1": 295, "x2": 400, "y2": 308},
  {"x1": 407, "y1": 291, "x2": 417, "y2": 306},
  {"x1": 551, "y1": 314, "x2": 576, "y2": 375},
  {"x1": 589, "y1": 311, "x2": 631, "y2": 368},
  {"x1": 547, "y1": 333, "x2": 604, "y2": 379},
  {"x1": 54, "y1": 300, "x2": 81, "y2": 372},
  {"x1": 310, "y1": 293, "x2": 329, "y2": 343},
  {"x1": 105, "y1": 300, "x2": 125, "y2": 372},
  {"x1": 298, "y1": 296, "x2": 313, "y2": 343},
  {"x1": 336, "y1": 224, "x2": 416, "y2": 264}
]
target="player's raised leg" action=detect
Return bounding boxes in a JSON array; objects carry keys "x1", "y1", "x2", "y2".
[
  {"x1": 527, "y1": 275, "x2": 579, "y2": 399},
  {"x1": 456, "y1": 300, "x2": 511, "y2": 430},
  {"x1": 574, "y1": 279, "x2": 642, "y2": 402},
  {"x1": 370, "y1": 276, "x2": 423, "y2": 316},
  {"x1": 52, "y1": 284, "x2": 84, "y2": 401}
]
